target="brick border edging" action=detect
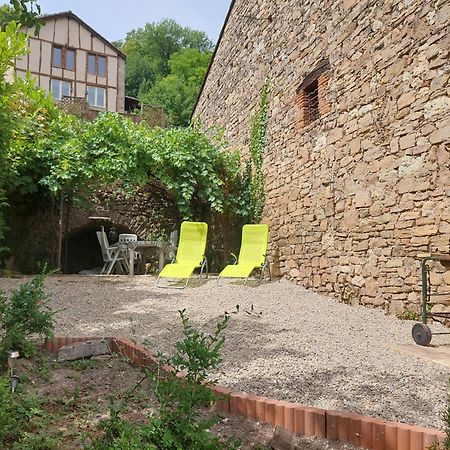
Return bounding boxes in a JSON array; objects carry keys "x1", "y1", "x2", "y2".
[{"x1": 43, "y1": 336, "x2": 444, "y2": 450}]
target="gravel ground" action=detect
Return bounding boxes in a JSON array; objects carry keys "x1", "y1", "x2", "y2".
[{"x1": 1, "y1": 275, "x2": 449, "y2": 430}]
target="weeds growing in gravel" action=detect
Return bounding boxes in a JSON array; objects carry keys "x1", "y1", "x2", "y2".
[
  {"x1": 443, "y1": 391, "x2": 450, "y2": 450},
  {"x1": 428, "y1": 382, "x2": 450, "y2": 450},
  {"x1": 90, "y1": 308, "x2": 239, "y2": 450},
  {"x1": 396, "y1": 309, "x2": 419, "y2": 321}
]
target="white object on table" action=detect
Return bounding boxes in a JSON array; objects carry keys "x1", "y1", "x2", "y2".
[{"x1": 118, "y1": 234, "x2": 137, "y2": 244}]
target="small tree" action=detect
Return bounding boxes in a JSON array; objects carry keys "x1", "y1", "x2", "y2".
[
  {"x1": 91, "y1": 309, "x2": 238, "y2": 450},
  {"x1": 0, "y1": 274, "x2": 55, "y2": 363}
]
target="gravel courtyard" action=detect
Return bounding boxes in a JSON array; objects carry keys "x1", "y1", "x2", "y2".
[{"x1": 1, "y1": 275, "x2": 449, "y2": 430}]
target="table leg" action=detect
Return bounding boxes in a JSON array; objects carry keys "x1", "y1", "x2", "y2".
[
  {"x1": 158, "y1": 248, "x2": 165, "y2": 272},
  {"x1": 129, "y1": 249, "x2": 134, "y2": 276}
]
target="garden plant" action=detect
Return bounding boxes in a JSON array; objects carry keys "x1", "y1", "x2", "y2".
[
  {"x1": 0, "y1": 275, "x2": 245, "y2": 449},
  {"x1": 90, "y1": 309, "x2": 238, "y2": 450},
  {"x1": 0, "y1": 273, "x2": 55, "y2": 364}
]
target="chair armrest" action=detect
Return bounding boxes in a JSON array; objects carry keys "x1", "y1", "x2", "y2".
[{"x1": 230, "y1": 252, "x2": 238, "y2": 264}]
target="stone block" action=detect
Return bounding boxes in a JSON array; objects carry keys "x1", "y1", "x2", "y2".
[
  {"x1": 397, "y1": 92, "x2": 415, "y2": 109},
  {"x1": 270, "y1": 427, "x2": 295, "y2": 450},
  {"x1": 443, "y1": 271, "x2": 450, "y2": 285},
  {"x1": 355, "y1": 190, "x2": 372, "y2": 208},
  {"x1": 57, "y1": 340, "x2": 110, "y2": 362},
  {"x1": 415, "y1": 224, "x2": 439, "y2": 236},
  {"x1": 398, "y1": 156, "x2": 424, "y2": 177},
  {"x1": 365, "y1": 278, "x2": 379, "y2": 296},
  {"x1": 429, "y1": 126, "x2": 450, "y2": 144},
  {"x1": 399, "y1": 134, "x2": 416, "y2": 150},
  {"x1": 425, "y1": 96, "x2": 450, "y2": 119},
  {"x1": 327, "y1": 127, "x2": 344, "y2": 145}
]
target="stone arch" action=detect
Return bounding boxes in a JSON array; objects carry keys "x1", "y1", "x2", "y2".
[
  {"x1": 62, "y1": 207, "x2": 147, "y2": 274},
  {"x1": 5, "y1": 184, "x2": 179, "y2": 274},
  {"x1": 62, "y1": 220, "x2": 131, "y2": 274},
  {"x1": 60, "y1": 186, "x2": 179, "y2": 273},
  {"x1": 65, "y1": 207, "x2": 144, "y2": 239}
]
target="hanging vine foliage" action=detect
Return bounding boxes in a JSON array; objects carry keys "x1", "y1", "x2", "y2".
[{"x1": 247, "y1": 79, "x2": 270, "y2": 223}]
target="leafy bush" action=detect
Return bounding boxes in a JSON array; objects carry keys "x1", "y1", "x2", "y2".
[
  {"x1": 1, "y1": 19, "x2": 268, "y2": 268},
  {"x1": 0, "y1": 274, "x2": 55, "y2": 363},
  {"x1": 0, "y1": 373, "x2": 43, "y2": 448},
  {"x1": 90, "y1": 309, "x2": 238, "y2": 450}
]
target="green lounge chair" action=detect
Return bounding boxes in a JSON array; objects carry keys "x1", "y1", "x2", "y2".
[
  {"x1": 218, "y1": 224, "x2": 270, "y2": 285},
  {"x1": 156, "y1": 221, "x2": 208, "y2": 288}
]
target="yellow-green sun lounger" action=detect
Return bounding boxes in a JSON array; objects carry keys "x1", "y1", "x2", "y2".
[
  {"x1": 157, "y1": 221, "x2": 208, "y2": 288},
  {"x1": 218, "y1": 224, "x2": 269, "y2": 285}
]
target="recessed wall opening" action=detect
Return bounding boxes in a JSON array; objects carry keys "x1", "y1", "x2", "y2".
[
  {"x1": 296, "y1": 59, "x2": 331, "y2": 129},
  {"x1": 62, "y1": 223, "x2": 133, "y2": 274},
  {"x1": 303, "y1": 79, "x2": 320, "y2": 125}
]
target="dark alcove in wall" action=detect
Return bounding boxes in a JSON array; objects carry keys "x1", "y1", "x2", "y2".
[{"x1": 62, "y1": 223, "x2": 133, "y2": 274}]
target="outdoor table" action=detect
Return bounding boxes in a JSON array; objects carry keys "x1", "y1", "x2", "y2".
[{"x1": 127, "y1": 240, "x2": 170, "y2": 275}]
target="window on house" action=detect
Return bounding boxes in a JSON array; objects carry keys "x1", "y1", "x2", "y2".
[
  {"x1": 297, "y1": 59, "x2": 331, "y2": 128},
  {"x1": 87, "y1": 53, "x2": 107, "y2": 76},
  {"x1": 51, "y1": 79, "x2": 72, "y2": 100},
  {"x1": 87, "y1": 54, "x2": 96, "y2": 74},
  {"x1": 65, "y1": 49, "x2": 75, "y2": 71},
  {"x1": 87, "y1": 85, "x2": 106, "y2": 108},
  {"x1": 52, "y1": 46, "x2": 62, "y2": 67},
  {"x1": 97, "y1": 56, "x2": 106, "y2": 76},
  {"x1": 52, "y1": 46, "x2": 76, "y2": 70}
]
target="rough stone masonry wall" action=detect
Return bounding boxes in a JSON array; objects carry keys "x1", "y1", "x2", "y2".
[{"x1": 195, "y1": 0, "x2": 450, "y2": 314}]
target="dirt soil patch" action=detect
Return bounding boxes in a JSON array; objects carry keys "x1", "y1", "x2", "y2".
[{"x1": 10, "y1": 351, "x2": 359, "y2": 450}]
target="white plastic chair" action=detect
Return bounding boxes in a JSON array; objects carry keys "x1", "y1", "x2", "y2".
[{"x1": 96, "y1": 229, "x2": 128, "y2": 275}]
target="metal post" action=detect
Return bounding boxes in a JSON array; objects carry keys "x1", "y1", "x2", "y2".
[
  {"x1": 57, "y1": 190, "x2": 64, "y2": 271},
  {"x1": 421, "y1": 259, "x2": 428, "y2": 323}
]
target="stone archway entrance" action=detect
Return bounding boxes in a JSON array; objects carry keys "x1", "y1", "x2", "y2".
[
  {"x1": 62, "y1": 221, "x2": 136, "y2": 274},
  {"x1": 4, "y1": 185, "x2": 179, "y2": 274}
]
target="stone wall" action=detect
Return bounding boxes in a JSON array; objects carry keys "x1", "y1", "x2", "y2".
[
  {"x1": 4, "y1": 183, "x2": 179, "y2": 274},
  {"x1": 195, "y1": 0, "x2": 450, "y2": 314}
]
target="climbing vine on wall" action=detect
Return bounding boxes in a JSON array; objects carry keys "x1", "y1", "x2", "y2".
[{"x1": 246, "y1": 79, "x2": 270, "y2": 223}]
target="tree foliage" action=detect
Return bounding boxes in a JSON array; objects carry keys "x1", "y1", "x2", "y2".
[
  {"x1": 142, "y1": 48, "x2": 212, "y2": 127},
  {"x1": 0, "y1": 4, "x2": 21, "y2": 28},
  {"x1": 115, "y1": 19, "x2": 213, "y2": 126},
  {"x1": 6, "y1": 105, "x2": 248, "y2": 223},
  {"x1": 0, "y1": 20, "x2": 250, "y2": 250},
  {"x1": 0, "y1": 21, "x2": 29, "y2": 246},
  {"x1": 1, "y1": 0, "x2": 43, "y2": 31}
]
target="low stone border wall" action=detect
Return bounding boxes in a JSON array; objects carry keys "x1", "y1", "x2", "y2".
[{"x1": 43, "y1": 336, "x2": 445, "y2": 450}]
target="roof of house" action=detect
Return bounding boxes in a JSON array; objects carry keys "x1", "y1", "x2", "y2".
[
  {"x1": 40, "y1": 11, "x2": 126, "y2": 59},
  {"x1": 191, "y1": 0, "x2": 236, "y2": 118}
]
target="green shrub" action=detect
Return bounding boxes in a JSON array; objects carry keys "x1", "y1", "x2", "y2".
[
  {"x1": 90, "y1": 309, "x2": 238, "y2": 450},
  {"x1": 0, "y1": 274, "x2": 55, "y2": 363},
  {"x1": 0, "y1": 373, "x2": 43, "y2": 447}
]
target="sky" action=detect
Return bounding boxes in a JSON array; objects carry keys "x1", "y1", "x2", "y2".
[{"x1": 1, "y1": 0, "x2": 233, "y2": 43}]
